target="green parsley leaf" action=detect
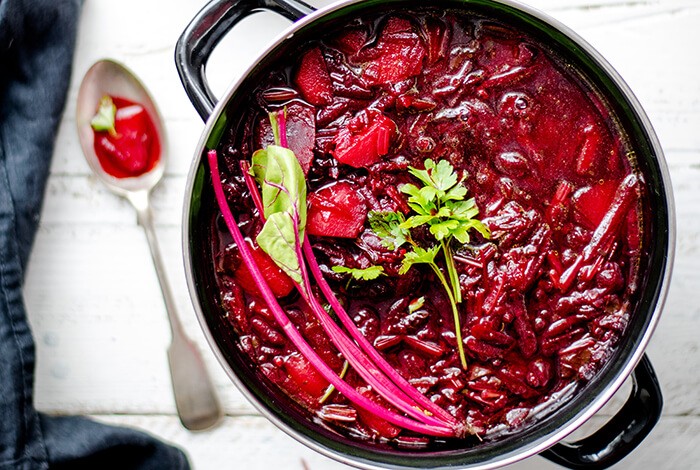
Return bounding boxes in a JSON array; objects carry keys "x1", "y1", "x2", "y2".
[
  {"x1": 399, "y1": 245, "x2": 439, "y2": 275},
  {"x1": 368, "y1": 211, "x2": 409, "y2": 250},
  {"x1": 331, "y1": 265, "x2": 386, "y2": 281},
  {"x1": 90, "y1": 95, "x2": 117, "y2": 135},
  {"x1": 367, "y1": 157, "x2": 491, "y2": 371}
]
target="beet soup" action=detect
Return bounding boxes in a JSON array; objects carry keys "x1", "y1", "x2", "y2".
[{"x1": 205, "y1": 8, "x2": 650, "y2": 449}]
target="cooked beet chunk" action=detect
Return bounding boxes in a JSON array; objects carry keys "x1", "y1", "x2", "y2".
[
  {"x1": 307, "y1": 181, "x2": 367, "y2": 238},
  {"x1": 353, "y1": 17, "x2": 426, "y2": 85},
  {"x1": 294, "y1": 47, "x2": 334, "y2": 106},
  {"x1": 331, "y1": 109, "x2": 396, "y2": 168}
]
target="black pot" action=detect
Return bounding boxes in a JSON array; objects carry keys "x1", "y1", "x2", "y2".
[{"x1": 175, "y1": 1, "x2": 675, "y2": 468}]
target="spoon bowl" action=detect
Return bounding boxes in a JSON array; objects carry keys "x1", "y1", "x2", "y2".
[
  {"x1": 76, "y1": 59, "x2": 165, "y2": 195},
  {"x1": 76, "y1": 59, "x2": 223, "y2": 431}
]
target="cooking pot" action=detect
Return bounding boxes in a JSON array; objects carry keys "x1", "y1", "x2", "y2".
[{"x1": 175, "y1": 0, "x2": 675, "y2": 468}]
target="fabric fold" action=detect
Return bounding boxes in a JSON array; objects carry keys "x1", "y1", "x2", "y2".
[{"x1": 0, "y1": 1, "x2": 191, "y2": 468}]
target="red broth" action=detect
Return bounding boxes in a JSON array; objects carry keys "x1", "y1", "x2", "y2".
[
  {"x1": 210, "y1": 10, "x2": 647, "y2": 446},
  {"x1": 92, "y1": 96, "x2": 160, "y2": 178}
]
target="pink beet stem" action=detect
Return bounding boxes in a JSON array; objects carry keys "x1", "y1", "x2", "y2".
[
  {"x1": 239, "y1": 158, "x2": 456, "y2": 430},
  {"x1": 303, "y1": 238, "x2": 461, "y2": 428},
  {"x1": 277, "y1": 109, "x2": 288, "y2": 148},
  {"x1": 239, "y1": 160, "x2": 264, "y2": 217},
  {"x1": 209, "y1": 150, "x2": 454, "y2": 437}
]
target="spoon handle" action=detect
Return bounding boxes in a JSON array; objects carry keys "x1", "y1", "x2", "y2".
[{"x1": 127, "y1": 190, "x2": 223, "y2": 431}]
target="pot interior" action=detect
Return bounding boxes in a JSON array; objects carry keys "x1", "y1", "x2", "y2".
[{"x1": 184, "y1": 0, "x2": 670, "y2": 467}]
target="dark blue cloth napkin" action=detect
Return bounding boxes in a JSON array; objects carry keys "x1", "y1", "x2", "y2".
[{"x1": 0, "y1": 1, "x2": 190, "y2": 468}]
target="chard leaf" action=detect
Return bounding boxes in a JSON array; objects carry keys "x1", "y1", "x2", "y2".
[
  {"x1": 269, "y1": 111, "x2": 281, "y2": 146},
  {"x1": 90, "y1": 95, "x2": 117, "y2": 135},
  {"x1": 251, "y1": 145, "x2": 307, "y2": 232},
  {"x1": 331, "y1": 265, "x2": 385, "y2": 281},
  {"x1": 250, "y1": 139, "x2": 307, "y2": 288},
  {"x1": 256, "y1": 211, "x2": 303, "y2": 285}
]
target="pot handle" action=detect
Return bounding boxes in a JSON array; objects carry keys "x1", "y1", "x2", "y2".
[
  {"x1": 540, "y1": 354, "x2": 662, "y2": 469},
  {"x1": 175, "y1": 0, "x2": 315, "y2": 121}
]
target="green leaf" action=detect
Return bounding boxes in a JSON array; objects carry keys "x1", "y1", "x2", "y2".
[
  {"x1": 401, "y1": 184, "x2": 435, "y2": 216},
  {"x1": 451, "y1": 224, "x2": 472, "y2": 244},
  {"x1": 443, "y1": 184, "x2": 468, "y2": 202},
  {"x1": 368, "y1": 211, "x2": 409, "y2": 250},
  {"x1": 429, "y1": 219, "x2": 460, "y2": 241},
  {"x1": 431, "y1": 159, "x2": 459, "y2": 192},
  {"x1": 331, "y1": 265, "x2": 385, "y2": 281},
  {"x1": 399, "y1": 214, "x2": 434, "y2": 229},
  {"x1": 269, "y1": 111, "x2": 281, "y2": 146},
  {"x1": 407, "y1": 163, "x2": 434, "y2": 188},
  {"x1": 399, "y1": 245, "x2": 439, "y2": 275},
  {"x1": 90, "y1": 95, "x2": 117, "y2": 135},
  {"x1": 472, "y1": 219, "x2": 491, "y2": 239},
  {"x1": 448, "y1": 198, "x2": 479, "y2": 220},
  {"x1": 256, "y1": 211, "x2": 303, "y2": 285},
  {"x1": 250, "y1": 127, "x2": 308, "y2": 288},
  {"x1": 251, "y1": 145, "x2": 307, "y2": 232}
]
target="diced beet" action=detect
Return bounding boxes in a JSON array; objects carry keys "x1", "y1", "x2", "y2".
[
  {"x1": 356, "y1": 388, "x2": 402, "y2": 439},
  {"x1": 423, "y1": 17, "x2": 449, "y2": 66},
  {"x1": 471, "y1": 318, "x2": 515, "y2": 346},
  {"x1": 575, "y1": 124, "x2": 602, "y2": 175},
  {"x1": 526, "y1": 359, "x2": 551, "y2": 388},
  {"x1": 374, "y1": 334, "x2": 403, "y2": 350},
  {"x1": 250, "y1": 316, "x2": 286, "y2": 346},
  {"x1": 95, "y1": 104, "x2": 153, "y2": 176},
  {"x1": 332, "y1": 110, "x2": 395, "y2": 167},
  {"x1": 496, "y1": 366, "x2": 538, "y2": 399},
  {"x1": 307, "y1": 181, "x2": 367, "y2": 238},
  {"x1": 294, "y1": 47, "x2": 334, "y2": 106},
  {"x1": 403, "y1": 336, "x2": 446, "y2": 357},
  {"x1": 542, "y1": 314, "x2": 588, "y2": 339},
  {"x1": 572, "y1": 179, "x2": 620, "y2": 230},
  {"x1": 221, "y1": 280, "x2": 248, "y2": 333},
  {"x1": 546, "y1": 180, "x2": 574, "y2": 228},
  {"x1": 255, "y1": 102, "x2": 316, "y2": 174},
  {"x1": 233, "y1": 241, "x2": 295, "y2": 298},
  {"x1": 330, "y1": 27, "x2": 368, "y2": 56},
  {"x1": 513, "y1": 301, "x2": 537, "y2": 358},
  {"x1": 354, "y1": 17, "x2": 426, "y2": 85},
  {"x1": 283, "y1": 352, "x2": 330, "y2": 397}
]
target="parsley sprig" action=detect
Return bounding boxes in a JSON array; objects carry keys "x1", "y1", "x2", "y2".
[
  {"x1": 369, "y1": 159, "x2": 490, "y2": 369},
  {"x1": 331, "y1": 265, "x2": 386, "y2": 282}
]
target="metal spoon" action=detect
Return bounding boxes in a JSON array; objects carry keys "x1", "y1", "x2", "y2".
[{"x1": 76, "y1": 59, "x2": 222, "y2": 431}]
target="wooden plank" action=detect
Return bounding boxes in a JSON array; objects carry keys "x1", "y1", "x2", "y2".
[{"x1": 23, "y1": 0, "x2": 700, "y2": 465}]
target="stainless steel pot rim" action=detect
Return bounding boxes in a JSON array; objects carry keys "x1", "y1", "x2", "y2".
[{"x1": 181, "y1": 0, "x2": 675, "y2": 468}]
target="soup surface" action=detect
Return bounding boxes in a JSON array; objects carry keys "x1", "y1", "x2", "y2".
[{"x1": 209, "y1": 8, "x2": 647, "y2": 447}]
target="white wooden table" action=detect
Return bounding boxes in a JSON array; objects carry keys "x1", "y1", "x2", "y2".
[{"x1": 25, "y1": 0, "x2": 700, "y2": 468}]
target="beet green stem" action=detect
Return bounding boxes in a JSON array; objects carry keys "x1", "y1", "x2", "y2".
[{"x1": 210, "y1": 150, "x2": 454, "y2": 437}]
